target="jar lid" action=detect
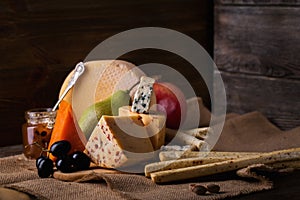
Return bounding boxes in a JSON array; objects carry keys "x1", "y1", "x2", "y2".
[
  {"x1": 25, "y1": 108, "x2": 57, "y2": 127},
  {"x1": 25, "y1": 108, "x2": 56, "y2": 119}
]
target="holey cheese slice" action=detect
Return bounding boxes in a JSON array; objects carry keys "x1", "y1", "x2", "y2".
[
  {"x1": 119, "y1": 106, "x2": 166, "y2": 150},
  {"x1": 85, "y1": 115, "x2": 155, "y2": 171}
]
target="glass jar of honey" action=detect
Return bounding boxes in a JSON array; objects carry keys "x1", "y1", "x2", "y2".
[{"x1": 22, "y1": 108, "x2": 56, "y2": 159}]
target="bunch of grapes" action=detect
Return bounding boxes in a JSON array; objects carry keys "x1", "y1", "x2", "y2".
[{"x1": 36, "y1": 140, "x2": 90, "y2": 178}]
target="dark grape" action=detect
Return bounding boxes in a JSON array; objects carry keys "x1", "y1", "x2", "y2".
[
  {"x1": 36, "y1": 155, "x2": 47, "y2": 168},
  {"x1": 50, "y1": 140, "x2": 71, "y2": 158},
  {"x1": 37, "y1": 158, "x2": 54, "y2": 178},
  {"x1": 71, "y1": 151, "x2": 91, "y2": 171},
  {"x1": 56, "y1": 156, "x2": 75, "y2": 173}
]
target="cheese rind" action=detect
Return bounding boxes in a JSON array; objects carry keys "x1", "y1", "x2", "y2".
[
  {"x1": 119, "y1": 106, "x2": 166, "y2": 150},
  {"x1": 59, "y1": 60, "x2": 145, "y2": 120},
  {"x1": 85, "y1": 115, "x2": 154, "y2": 169},
  {"x1": 131, "y1": 76, "x2": 155, "y2": 114}
]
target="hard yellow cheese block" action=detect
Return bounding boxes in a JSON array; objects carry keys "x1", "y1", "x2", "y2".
[
  {"x1": 85, "y1": 115, "x2": 154, "y2": 169},
  {"x1": 59, "y1": 60, "x2": 145, "y2": 119},
  {"x1": 119, "y1": 106, "x2": 166, "y2": 150}
]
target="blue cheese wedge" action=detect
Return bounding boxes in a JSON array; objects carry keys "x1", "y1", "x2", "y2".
[{"x1": 131, "y1": 76, "x2": 155, "y2": 114}]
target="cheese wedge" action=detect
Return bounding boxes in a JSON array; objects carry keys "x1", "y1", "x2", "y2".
[
  {"x1": 131, "y1": 76, "x2": 155, "y2": 114},
  {"x1": 85, "y1": 115, "x2": 154, "y2": 169},
  {"x1": 59, "y1": 60, "x2": 145, "y2": 119},
  {"x1": 119, "y1": 106, "x2": 166, "y2": 150}
]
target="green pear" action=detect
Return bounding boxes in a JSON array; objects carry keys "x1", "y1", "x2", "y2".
[{"x1": 78, "y1": 90, "x2": 131, "y2": 140}]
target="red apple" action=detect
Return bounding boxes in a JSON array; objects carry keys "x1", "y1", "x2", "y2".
[{"x1": 153, "y1": 82, "x2": 187, "y2": 129}]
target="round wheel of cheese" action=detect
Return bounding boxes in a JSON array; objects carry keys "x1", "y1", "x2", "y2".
[{"x1": 59, "y1": 60, "x2": 145, "y2": 120}]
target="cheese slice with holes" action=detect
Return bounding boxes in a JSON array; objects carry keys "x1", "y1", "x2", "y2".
[
  {"x1": 119, "y1": 106, "x2": 166, "y2": 150},
  {"x1": 85, "y1": 115, "x2": 154, "y2": 169}
]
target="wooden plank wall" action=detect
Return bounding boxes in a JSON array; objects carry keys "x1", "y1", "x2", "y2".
[
  {"x1": 0, "y1": 0, "x2": 213, "y2": 146},
  {"x1": 214, "y1": 0, "x2": 300, "y2": 130}
]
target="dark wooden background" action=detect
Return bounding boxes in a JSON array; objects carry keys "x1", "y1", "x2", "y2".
[
  {"x1": 2, "y1": 0, "x2": 300, "y2": 147},
  {"x1": 215, "y1": 0, "x2": 300, "y2": 130},
  {"x1": 0, "y1": 0, "x2": 213, "y2": 146}
]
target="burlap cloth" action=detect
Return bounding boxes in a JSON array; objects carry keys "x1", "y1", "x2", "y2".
[
  {"x1": 1, "y1": 109, "x2": 299, "y2": 199},
  {"x1": 1, "y1": 154, "x2": 273, "y2": 200}
]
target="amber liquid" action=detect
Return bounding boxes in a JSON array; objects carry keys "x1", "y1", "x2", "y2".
[{"x1": 22, "y1": 123, "x2": 53, "y2": 159}]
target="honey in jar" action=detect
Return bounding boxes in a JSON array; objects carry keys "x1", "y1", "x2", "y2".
[{"x1": 22, "y1": 108, "x2": 56, "y2": 159}]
